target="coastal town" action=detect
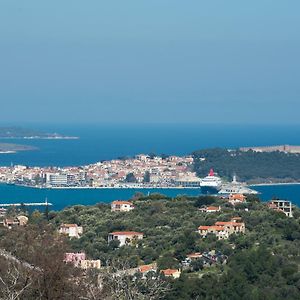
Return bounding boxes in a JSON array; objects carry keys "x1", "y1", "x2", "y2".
[
  {"x1": 0, "y1": 154, "x2": 260, "y2": 197},
  {"x1": 0, "y1": 154, "x2": 199, "y2": 188}
]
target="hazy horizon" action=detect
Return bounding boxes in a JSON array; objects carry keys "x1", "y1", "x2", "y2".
[{"x1": 1, "y1": 1, "x2": 299, "y2": 124}]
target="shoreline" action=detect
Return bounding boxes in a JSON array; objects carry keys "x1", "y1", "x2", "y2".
[
  {"x1": 1, "y1": 184, "x2": 203, "y2": 190},
  {"x1": 0, "y1": 151, "x2": 17, "y2": 154},
  {"x1": 0, "y1": 136, "x2": 79, "y2": 140},
  {"x1": 249, "y1": 182, "x2": 300, "y2": 187},
  {"x1": 3, "y1": 182, "x2": 300, "y2": 190}
]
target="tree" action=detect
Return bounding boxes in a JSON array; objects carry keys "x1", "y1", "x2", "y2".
[{"x1": 0, "y1": 259, "x2": 33, "y2": 300}]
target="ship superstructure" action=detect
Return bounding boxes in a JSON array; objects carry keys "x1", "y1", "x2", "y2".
[
  {"x1": 218, "y1": 175, "x2": 258, "y2": 195},
  {"x1": 200, "y1": 169, "x2": 222, "y2": 194}
]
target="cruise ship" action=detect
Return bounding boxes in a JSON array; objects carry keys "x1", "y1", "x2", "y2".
[{"x1": 200, "y1": 169, "x2": 222, "y2": 194}]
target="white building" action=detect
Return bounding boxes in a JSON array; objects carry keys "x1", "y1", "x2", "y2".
[
  {"x1": 80, "y1": 259, "x2": 101, "y2": 269},
  {"x1": 111, "y1": 201, "x2": 134, "y2": 212},
  {"x1": 59, "y1": 224, "x2": 83, "y2": 238},
  {"x1": 268, "y1": 200, "x2": 293, "y2": 217},
  {"x1": 108, "y1": 231, "x2": 144, "y2": 247}
]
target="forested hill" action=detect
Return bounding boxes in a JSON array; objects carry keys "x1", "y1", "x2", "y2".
[{"x1": 192, "y1": 148, "x2": 300, "y2": 183}]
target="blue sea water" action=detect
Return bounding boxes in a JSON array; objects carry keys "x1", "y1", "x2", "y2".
[
  {"x1": 0, "y1": 184, "x2": 299, "y2": 211},
  {"x1": 0, "y1": 123, "x2": 300, "y2": 167},
  {"x1": 0, "y1": 124, "x2": 300, "y2": 210}
]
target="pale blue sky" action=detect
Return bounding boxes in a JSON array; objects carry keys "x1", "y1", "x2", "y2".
[{"x1": 0, "y1": 1, "x2": 299, "y2": 124}]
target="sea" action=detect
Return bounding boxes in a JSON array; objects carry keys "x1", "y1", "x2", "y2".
[{"x1": 1, "y1": 123, "x2": 300, "y2": 210}]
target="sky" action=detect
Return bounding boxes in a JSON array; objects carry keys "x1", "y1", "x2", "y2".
[{"x1": 0, "y1": 1, "x2": 300, "y2": 124}]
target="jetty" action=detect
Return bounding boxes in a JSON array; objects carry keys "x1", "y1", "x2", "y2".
[{"x1": 0, "y1": 201, "x2": 52, "y2": 207}]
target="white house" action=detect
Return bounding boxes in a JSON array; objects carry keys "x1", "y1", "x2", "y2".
[
  {"x1": 108, "y1": 231, "x2": 144, "y2": 247},
  {"x1": 111, "y1": 201, "x2": 134, "y2": 212},
  {"x1": 59, "y1": 224, "x2": 83, "y2": 238}
]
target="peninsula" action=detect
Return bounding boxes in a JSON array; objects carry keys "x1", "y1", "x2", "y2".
[
  {"x1": 0, "y1": 143, "x2": 37, "y2": 154},
  {"x1": 0, "y1": 127, "x2": 79, "y2": 139},
  {"x1": 1, "y1": 147, "x2": 300, "y2": 188}
]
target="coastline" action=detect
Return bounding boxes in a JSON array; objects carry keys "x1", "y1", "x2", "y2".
[
  {"x1": 0, "y1": 136, "x2": 79, "y2": 140},
  {"x1": 3, "y1": 184, "x2": 202, "y2": 190},
  {"x1": 0, "y1": 151, "x2": 17, "y2": 154},
  {"x1": 5, "y1": 182, "x2": 300, "y2": 190},
  {"x1": 249, "y1": 182, "x2": 300, "y2": 187}
]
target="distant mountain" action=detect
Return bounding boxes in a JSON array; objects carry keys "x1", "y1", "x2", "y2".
[{"x1": 0, "y1": 127, "x2": 78, "y2": 139}]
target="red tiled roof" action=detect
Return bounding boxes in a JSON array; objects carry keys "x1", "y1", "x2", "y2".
[
  {"x1": 187, "y1": 252, "x2": 202, "y2": 258},
  {"x1": 215, "y1": 221, "x2": 244, "y2": 227},
  {"x1": 112, "y1": 201, "x2": 133, "y2": 205},
  {"x1": 139, "y1": 264, "x2": 156, "y2": 273},
  {"x1": 231, "y1": 217, "x2": 242, "y2": 220},
  {"x1": 206, "y1": 206, "x2": 220, "y2": 211},
  {"x1": 229, "y1": 194, "x2": 246, "y2": 201},
  {"x1": 161, "y1": 269, "x2": 179, "y2": 276},
  {"x1": 199, "y1": 225, "x2": 224, "y2": 231},
  {"x1": 110, "y1": 231, "x2": 143, "y2": 236}
]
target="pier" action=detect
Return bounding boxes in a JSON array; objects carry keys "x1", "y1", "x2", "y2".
[{"x1": 0, "y1": 201, "x2": 52, "y2": 207}]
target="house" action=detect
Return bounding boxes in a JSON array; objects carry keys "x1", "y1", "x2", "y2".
[
  {"x1": 111, "y1": 200, "x2": 134, "y2": 212},
  {"x1": 267, "y1": 200, "x2": 293, "y2": 217},
  {"x1": 138, "y1": 263, "x2": 157, "y2": 278},
  {"x1": 231, "y1": 216, "x2": 242, "y2": 222},
  {"x1": 108, "y1": 231, "x2": 144, "y2": 247},
  {"x1": 228, "y1": 194, "x2": 246, "y2": 205},
  {"x1": 198, "y1": 217, "x2": 245, "y2": 240},
  {"x1": 161, "y1": 269, "x2": 181, "y2": 279},
  {"x1": 186, "y1": 252, "x2": 202, "y2": 260},
  {"x1": 198, "y1": 225, "x2": 229, "y2": 239},
  {"x1": 64, "y1": 252, "x2": 101, "y2": 269},
  {"x1": 182, "y1": 252, "x2": 202, "y2": 266},
  {"x1": 2, "y1": 215, "x2": 28, "y2": 229},
  {"x1": 64, "y1": 252, "x2": 86, "y2": 266},
  {"x1": 0, "y1": 208, "x2": 7, "y2": 217},
  {"x1": 80, "y1": 259, "x2": 101, "y2": 270},
  {"x1": 199, "y1": 206, "x2": 221, "y2": 213},
  {"x1": 3, "y1": 218, "x2": 19, "y2": 229},
  {"x1": 17, "y1": 215, "x2": 29, "y2": 226},
  {"x1": 59, "y1": 224, "x2": 83, "y2": 238}
]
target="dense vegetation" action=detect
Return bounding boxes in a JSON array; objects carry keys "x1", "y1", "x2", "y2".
[
  {"x1": 54, "y1": 194, "x2": 300, "y2": 299},
  {"x1": 193, "y1": 148, "x2": 300, "y2": 183},
  {"x1": 1, "y1": 193, "x2": 300, "y2": 299}
]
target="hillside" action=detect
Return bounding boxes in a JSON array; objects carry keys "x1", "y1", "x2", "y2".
[
  {"x1": 192, "y1": 148, "x2": 300, "y2": 183},
  {"x1": 1, "y1": 194, "x2": 300, "y2": 299}
]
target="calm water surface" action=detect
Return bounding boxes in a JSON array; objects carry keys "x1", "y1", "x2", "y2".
[{"x1": 0, "y1": 184, "x2": 299, "y2": 211}]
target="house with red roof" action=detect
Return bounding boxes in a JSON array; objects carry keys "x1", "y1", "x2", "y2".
[
  {"x1": 161, "y1": 269, "x2": 181, "y2": 278},
  {"x1": 198, "y1": 217, "x2": 245, "y2": 239},
  {"x1": 108, "y1": 231, "x2": 144, "y2": 247},
  {"x1": 228, "y1": 194, "x2": 246, "y2": 205},
  {"x1": 111, "y1": 200, "x2": 135, "y2": 212},
  {"x1": 137, "y1": 263, "x2": 157, "y2": 278},
  {"x1": 199, "y1": 206, "x2": 221, "y2": 213}
]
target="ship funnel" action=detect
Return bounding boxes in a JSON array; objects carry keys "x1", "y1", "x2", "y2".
[{"x1": 209, "y1": 169, "x2": 214, "y2": 176}]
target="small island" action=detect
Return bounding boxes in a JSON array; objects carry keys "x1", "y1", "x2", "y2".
[
  {"x1": 0, "y1": 143, "x2": 38, "y2": 154},
  {"x1": 0, "y1": 127, "x2": 79, "y2": 140}
]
